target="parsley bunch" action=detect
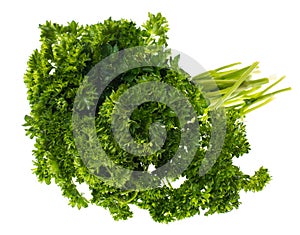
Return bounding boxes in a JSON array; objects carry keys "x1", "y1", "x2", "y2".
[{"x1": 24, "y1": 13, "x2": 290, "y2": 223}]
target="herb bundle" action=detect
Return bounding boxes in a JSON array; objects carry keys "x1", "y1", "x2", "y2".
[{"x1": 24, "y1": 13, "x2": 290, "y2": 223}]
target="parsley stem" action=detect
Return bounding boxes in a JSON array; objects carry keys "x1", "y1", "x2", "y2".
[
  {"x1": 124, "y1": 191, "x2": 139, "y2": 204},
  {"x1": 166, "y1": 178, "x2": 173, "y2": 189},
  {"x1": 194, "y1": 62, "x2": 291, "y2": 114},
  {"x1": 241, "y1": 87, "x2": 292, "y2": 114},
  {"x1": 253, "y1": 76, "x2": 286, "y2": 98},
  {"x1": 114, "y1": 191, "x2": 139, "y2": 205},
  {"x1": 214, "y1": 62, "x2": 242, "y2": 71},
  {"x1": 213, "y1": 62, "x2": 259, "y2": 109},
  {"x1": 241, "y1": 97, "x2": 274, "y2": 115}
]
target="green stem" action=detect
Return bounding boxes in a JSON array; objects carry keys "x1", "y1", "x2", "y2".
[
  {"x1": 192, "y1": 61, "x2": 291, "y2": 114},
  {"x1": 241, "y1": 87, "x2": 291, "y2": 114},
  {"x1": 165, "y1": 178, "x2": 173, "y2": 189},
  {"x1": 124, "y1": 191, "x2": 139, "y2": 204},
  {"x1": 254, "y1": 76, "x2": 286, "y2": 98},
  {"x1": 213, "y1": 62, "x2": 259, "y2": 109},
  {"x1": 214, "y1": 62, "x2": 242, "y2": 71},
  {"x1": 114, "y1": 190, "x2": 139, "y2": 205},
  {"x1": 241, "y1": 78, "x2": 269, "y2": 88},
  {"x1": 192, "y1": 63, "x2": 242, "y2": 81},
  {"x1": 241, "y1": 97, "x2": 274, "y2": 115}
]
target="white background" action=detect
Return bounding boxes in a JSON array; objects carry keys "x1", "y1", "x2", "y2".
[{"x1": 1, "y1": 0, "x2": 299, "y2": 234}]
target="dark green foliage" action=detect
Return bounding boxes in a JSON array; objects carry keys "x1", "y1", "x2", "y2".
[{"x1": 24, "y1": 13, "x2": 287, "y2": 223}]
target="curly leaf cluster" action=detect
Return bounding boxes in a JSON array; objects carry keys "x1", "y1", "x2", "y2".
[{"x1": 24, "y1": 13, "x2": 276, "y2": 223}]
